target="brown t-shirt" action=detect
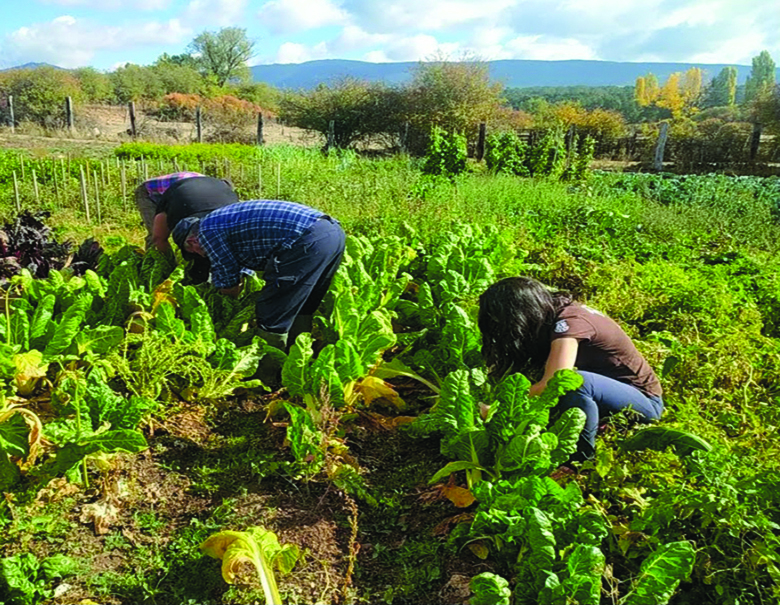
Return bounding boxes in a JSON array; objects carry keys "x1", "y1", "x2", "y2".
[{"x1": 550, "y1": 303, "x2": 662, "y2": 397}]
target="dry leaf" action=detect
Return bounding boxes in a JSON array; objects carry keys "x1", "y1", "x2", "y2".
[
  {"x1": 440, "y1": 485, "x2": 476, "y2": 508},
  {"x1": 468, "y1": 541, "x2": 490, "y2": 560}
]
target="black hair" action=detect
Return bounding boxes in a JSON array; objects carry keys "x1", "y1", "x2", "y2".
[{"x1": 478, "y1": 276, "x2": 573, "y2": 376}]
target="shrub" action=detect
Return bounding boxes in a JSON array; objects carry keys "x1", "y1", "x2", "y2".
[
  {"x1": 484, "y1": 131, "x2": 529, "y2": 176},
  {"x1": 0, "y1": 67, "x2": 83, "y2": 128},
  {"x1": 421, "y1": 126, "x2": 467, "y2": 178}
]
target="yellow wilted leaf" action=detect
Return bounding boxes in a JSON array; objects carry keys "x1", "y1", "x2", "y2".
[
  {"x1": 357, "y1": 376, "x2": 405, "y2": 410},
  {"x1": 201, "y1": 531, "x2": 247, "y2": 561},
  {"x1": 13, "y1": 351, "x2": 48, "y2": 396},
  {"x1": 468, "y1": 541, "x2": 490, "y2": 559},
  {"x1": 440, "y1": 485, "x2": 476, "y2": 508}
]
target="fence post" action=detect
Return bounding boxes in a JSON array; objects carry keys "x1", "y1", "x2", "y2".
[
  {"x1": 257, "y1": 113, "x2": 264, "y2": 146},
  {"x1": 326, "y1": 120, "x2": 335, "y2": 151},
  {"x1": 750, "y1": 122, "x2": 762, "y2": 161},
  {"x1": 65, "y1": 96, "x2": 74, "y2": 132},
  {"x1": 8, "y1": 95, "x2": 14, "y2": 133},
  {"x1": 128, "y1": 102, "x2": 137, "y2": 138},
  {"x1": 196, "y1": 106, "x2": 202, "y2": 143},
  {"x1": 653, "y1": 122, "x2": 669, "y2": 172},
  {"x1": 476, "y1": 122, "x2": 486, "y2": 161},
  {"x1": 400, "y1": 121, "x2": 409, "y2": 153}
]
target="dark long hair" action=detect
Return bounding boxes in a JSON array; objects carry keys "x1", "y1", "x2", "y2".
[{"x1": 478, "y1": 277, "x2": 573, "y2": 376}]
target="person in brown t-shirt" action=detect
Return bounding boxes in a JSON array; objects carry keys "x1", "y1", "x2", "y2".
[{"x1": 478, "y1": 276, "x2": 663, "y2": 462}]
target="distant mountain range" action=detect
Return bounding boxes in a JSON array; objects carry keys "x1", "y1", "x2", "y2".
[
  {"x1": 250, "y1": 59, "x2": 779, "y2": 90},
  {"x1": 5, "y1": 59, "x2": 778, "y2": 90}
]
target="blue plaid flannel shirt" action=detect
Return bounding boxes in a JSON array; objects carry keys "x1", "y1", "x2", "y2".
[{"x1": 199, "y1": 200, "x2": 323, "y2": 289}]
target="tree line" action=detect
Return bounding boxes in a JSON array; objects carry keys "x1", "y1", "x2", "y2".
[{"x1": 1, "y1": 29, "x2": 778, "y2": 167}]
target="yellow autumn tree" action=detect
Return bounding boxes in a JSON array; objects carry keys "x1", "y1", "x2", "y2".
[
  {"x1": 638, "y1": 69, "x2": 702, "y2": 120},
  {"x1": 635, "y1": 73, "x2": 660, "y2": 106}
]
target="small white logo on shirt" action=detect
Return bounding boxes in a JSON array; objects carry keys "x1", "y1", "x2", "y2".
[{"x1": 554, "y1": 320, "x2": 569, "y2": 333}]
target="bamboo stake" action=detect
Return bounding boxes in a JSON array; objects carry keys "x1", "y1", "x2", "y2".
[
  {"x1": 93, "y1": 170, "x2": 102, "y2": 225},
  {"x1": 61, "y1": 158, "x2": 66, "y2": 196},
  {"x1": 52, "y1": 163, "x2": 59, "y2": 206},
  {"x1": 80, "y1": 166, "x2": 90, "y2": 222},
  {"x1": 32, "y1": 169, "x2": 39, "y2": 205},
  {"x1": 120, "y1": 161, "x2": 127, "y2": 210},
  {"x1": 12, "y1": 171, "x2": 20, "y2": 213}
]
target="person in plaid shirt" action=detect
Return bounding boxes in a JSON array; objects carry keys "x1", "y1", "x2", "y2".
[
  {"x1": 172, "y1": 200, "x2": 345, "y2": 352},
  {"x1": 134, "y1": 172, "x2": 202, "y2": 249}
]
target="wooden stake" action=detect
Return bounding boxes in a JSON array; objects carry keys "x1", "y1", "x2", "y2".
[
  {"x1": 120, "y1": 161, "x2": 127, "y2": 209},
  {"x1": 32, "y1": 169, "x2": 39, "y2": 204},
  {"x1": 12, "y1": 171, "x2": 20, "y2": 213},
  {"x1": 258, "y1": 164, "x2": 262, "y2": 197},
  {"x1": 80, "y1": 166, "x2": 90, "y2": 222},
  {"x1": 52, "y1": 163, "x2": 59, "y2": 205},
  {"x1": 93, "y1": 170, "x2": 102, "y2": 225}
]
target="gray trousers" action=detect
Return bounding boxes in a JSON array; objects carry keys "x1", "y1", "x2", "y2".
[{"x1": 134, "y1": 185, "x2": 157, "y2": 249}]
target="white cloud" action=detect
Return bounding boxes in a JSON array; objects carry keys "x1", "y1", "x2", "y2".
[
  {"x1": 341, "y1": 0, "x2": 515, "y2": 34},
  {"x1": 1, "y1": 15, "x2": 189, "y2": 68},
  {"x1": 504, "y1": 35, "x2": 598, "y2": 61},
  {"x1": 182, "y1": 0, "x2": 248, "y2": 27},
  {"x1": 274, "y1": 41, "x2": 329, "y2": 63},
  {"x1": 257, "y1": 0, "x2": 347, "y2": 34},
  {"x1": 39, "y1": 0, "x2": 171, "y2": 9}
]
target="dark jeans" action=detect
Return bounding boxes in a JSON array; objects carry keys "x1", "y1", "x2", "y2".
[
  {"x1": 555, "y1": 371, "x2": 664, "y2": 462},
  {"x1": 255, "y1": 216, "x2": 345, "y2": 334}
]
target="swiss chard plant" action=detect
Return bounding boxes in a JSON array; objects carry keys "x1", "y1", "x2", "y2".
[{"x1": 201, "y1": 526, "x2": 300, "y2": 605}]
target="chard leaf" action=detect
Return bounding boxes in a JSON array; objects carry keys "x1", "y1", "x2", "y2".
[
  {"x1": 12, "y1": 350, "x2": 48, "y2": 396},
  {"x1": 355, "y1": 310, "x2": 396, "y2": 369},
  {"x1": 309, "y1": 344, "x2": 345, "y2": 407},
  {"x1": 622, "y1": 427, "x2": 712, "y2": 457},
  {"x1": 74, "y1": 325, "x2": 124, "y2": 356},
  {"x1": 201, "y1": 529, "x2": 283, "y2": 605},
  {"x1": 549, "y1": 408, "x2": 587, "y2": 466},
  {"x1": 487, "y1": 372, "x2": 532, "y2": 445},
  {"x1": 0, "y1": 412, "x2": 30, "y2": 458},
  {"x1": 283, "y1": 403, "x2": 323, "y2": 469},
  {"x1": 282, "y1": 333, "x2": 314, "y2": 398},
  {"x1": 429, "y1": 460, "x2": 487, "y2": 485},
  {"x1": 43, "y1": 294, "x2": 92, "y2": 358},
  {"x1": 527, "y1": 507, "x2": 556, "y2": 577},
  {"x1": 333, "y1": 339, "x2": 364, "y2": 385},
  {"x1": 154, "y1": 301, "x2": 186, "y2": 339},
  {"x1": 373, "y1": 357, "x2": 440, "y2": 394},
  {"x1": 29, "y1": 294, "x2": 56, "y2": 349},
  {"x1": 438, "y1": 369, "x2": 476, "y2": 435},
  {"x1": 621, "y1": 541, "x2": 695, "y2": 605},
  {"x1": 499, "y1": 429, "x2": 556, "y2": 473},
  {"x1": 565, "y1": 544, "x2": 605, "y2": 605},
  {"x1": 469, "y1": 572, "x2": 511, "y2": 605},
  {"x1": 0, "y1": 453, "x2": 21, "y2": 490},
  {"x1": 535, "y1": 369, "x2": 583, "y2": 411}
]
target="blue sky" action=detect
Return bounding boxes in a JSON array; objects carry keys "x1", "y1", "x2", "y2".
[{"x1": 0, "y1": 0, "x2": 777, "y2": 71}]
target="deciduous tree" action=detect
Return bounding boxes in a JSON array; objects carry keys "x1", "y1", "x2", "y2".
[
  {"x1": 188, "y1": 27, "x2": 255, "y2": 87},
  {"x1": 744, "y1": 50, "x2": 776, "y2": 103},
  {"x1": 704, "y1": 67, "x2": 738, "y2": 107}
]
